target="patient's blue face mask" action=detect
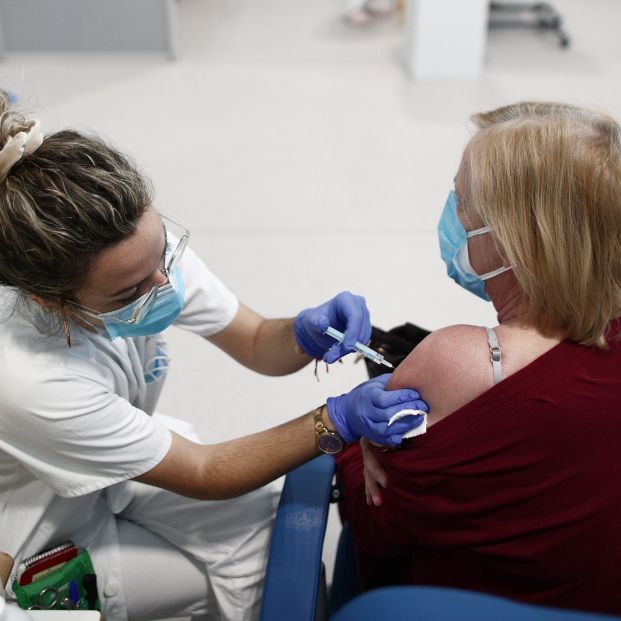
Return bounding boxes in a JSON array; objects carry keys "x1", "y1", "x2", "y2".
[
  {"x1": 96, "y1": 266, "x2": 185, "y2": 339},
  {"x1": 438, "y1": 190, "x2": 512, "y2": 301}
]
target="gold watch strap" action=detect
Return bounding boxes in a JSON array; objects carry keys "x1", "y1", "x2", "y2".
[
  {"x1": 313, "y1": 405, "x2": 328, "y2": 435},
  {"x1": 313, "y1": 405, "x2": 341, "y2": 435}
]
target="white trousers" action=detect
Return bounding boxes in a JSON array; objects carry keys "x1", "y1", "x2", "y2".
[{"x1": 115, "y1": 481, "x2": 279, "y2": 621}]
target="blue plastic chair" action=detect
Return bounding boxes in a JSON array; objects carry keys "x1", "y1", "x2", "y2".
[
  {"x1": 331, "y1": 586, "x2": 620, "y2": 621},
  {"x1": 259, "y1": 454, "x2": 335, "y2": 621}
]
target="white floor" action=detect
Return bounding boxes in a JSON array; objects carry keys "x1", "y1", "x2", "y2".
[{"x1": 3, "y1": 0, "x2": 621, "y2": 617}]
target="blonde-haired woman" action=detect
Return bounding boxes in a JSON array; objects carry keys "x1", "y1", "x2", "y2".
[{"x1": 336, "y1": 102, "x2": 621, "y2": 614}]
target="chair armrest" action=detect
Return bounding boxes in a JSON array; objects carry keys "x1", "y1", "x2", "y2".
[{"x1": 259, "y1": 454, "x2": 335, "y2": 621}]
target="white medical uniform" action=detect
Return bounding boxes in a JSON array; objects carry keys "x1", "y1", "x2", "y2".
[{"x1": 0, "y1": 245, "x2": 279, "y2": 621}]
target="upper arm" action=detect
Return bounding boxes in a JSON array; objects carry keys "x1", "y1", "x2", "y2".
[
  {"x1": 387, "y1": 325, "x2": 494, "y2": 426},
  {"x1": 207, "y1": 303, "x2": 264, "y2": 365}
]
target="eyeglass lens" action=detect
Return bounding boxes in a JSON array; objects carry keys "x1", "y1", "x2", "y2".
[
  {"x1": 128, "y1": 232, "x2": 189, "y2": 324},
  {"x1": 167, "y1": 234, "x2": 189, "y2": 274}
]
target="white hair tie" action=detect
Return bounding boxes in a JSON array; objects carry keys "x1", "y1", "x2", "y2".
[{"x1": 0, "y1": 119, "x2": 43, "y2": 181}]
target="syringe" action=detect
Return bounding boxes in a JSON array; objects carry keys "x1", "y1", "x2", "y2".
[{"x1": 324, "y1": 326, "x2": 393, "y2": 369}]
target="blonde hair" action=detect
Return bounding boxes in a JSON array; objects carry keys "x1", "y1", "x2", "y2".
[
  {"x1": 0, "y1": 94, "x2": 152, "y2": 302},
  {"x1": 467, "y1": 102, "x2": 621, "y2": 347}
]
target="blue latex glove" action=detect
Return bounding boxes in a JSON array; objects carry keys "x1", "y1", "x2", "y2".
[
  {"x1": 294, "y1": 291, "x2": 371, "y2": 363},
  {"x1": 326, "y1": 374, "x2": 429, "y2": 446}
]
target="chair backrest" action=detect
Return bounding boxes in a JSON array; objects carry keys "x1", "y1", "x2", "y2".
[
  {"x1": 330, "y1": 586, "x2": 621, "y2": 621},
  {"x1": 259, "y1": 454, "x2": 335, "y2": 621}
]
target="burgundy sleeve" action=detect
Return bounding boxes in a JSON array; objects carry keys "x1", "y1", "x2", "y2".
[
  {"x1": 334, "y1": 415, "x2": 510, "y2": 561},
  {"x1": 336, "y1": 443, "x2": 424, "y2": 558}
]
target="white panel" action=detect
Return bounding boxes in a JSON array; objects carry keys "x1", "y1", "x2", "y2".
[
  {"x1": 405, "y1": 0, "x2": 489, "y2": 79},
  {"x1": 0, "y1": 0, "x2": 176, "y2": 55}
]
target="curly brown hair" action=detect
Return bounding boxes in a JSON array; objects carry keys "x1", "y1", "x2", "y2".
[{"x1": 0, "y1": 94, "x2": 153, "y2": 302}]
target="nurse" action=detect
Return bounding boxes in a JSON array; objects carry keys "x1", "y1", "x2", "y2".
[{"x1": 0, "y1": 100, "x2": 426, "y2": 620}]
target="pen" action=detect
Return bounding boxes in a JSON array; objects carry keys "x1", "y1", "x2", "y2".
[{"x1": 324, "y1": 326, "x2": 393, "y2": 368}]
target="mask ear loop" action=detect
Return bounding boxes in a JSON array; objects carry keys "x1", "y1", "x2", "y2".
[
  {"x1": 465, "y1": 226, "x2": 513, "y2": 280},
  {"x1": 465, "y1": 225, "x2": 492, "y2": 238}
]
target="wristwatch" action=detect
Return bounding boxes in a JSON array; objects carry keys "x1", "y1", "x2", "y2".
[{"x1": 313, "y1": 405, "x2": 344, "y2": 454}]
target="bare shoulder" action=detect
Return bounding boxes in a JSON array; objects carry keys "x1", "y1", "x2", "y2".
[{"x1": 387, "y1": 324, "x2": 494, "y2": 426}]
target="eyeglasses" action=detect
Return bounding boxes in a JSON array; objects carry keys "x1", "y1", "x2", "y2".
[
  {"x1": 70, "y1": 214, "x2": 190, "y2": 325},
  {"x1": 122, "y1": 216, "x2": 190, "y2": 324}
]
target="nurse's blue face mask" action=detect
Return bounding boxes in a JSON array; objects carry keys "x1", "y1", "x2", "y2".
[
  {"x1": 96, "y1": 266, "x2": 186, "y2": 339},
  {"x1": 438, "y1": 190, "x2": 512, "y2": 301},
  {"x1": 72, "y1": 216, "x2": 190, "y2": 339}
]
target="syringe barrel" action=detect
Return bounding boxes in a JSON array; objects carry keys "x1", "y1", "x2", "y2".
[{"x1": 354, "y1": 342, "x2": 384, "y2": 363}]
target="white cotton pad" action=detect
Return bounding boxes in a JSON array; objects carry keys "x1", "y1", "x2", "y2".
[{"x1": 388, "y1": 409, "x2": 428, "y2": 439}]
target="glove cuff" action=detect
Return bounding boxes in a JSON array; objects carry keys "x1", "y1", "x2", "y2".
[{"x1": 294, "y1": 311, "x2": 328, "y2": 359}]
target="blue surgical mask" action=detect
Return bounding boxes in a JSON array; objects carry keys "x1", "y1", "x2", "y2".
[
  {"x1": 97, "y1": 266, "x2": 185, "y2": 339},
  {"x1": 438, "y1": 190, "x2": 512, "y2": 301}
]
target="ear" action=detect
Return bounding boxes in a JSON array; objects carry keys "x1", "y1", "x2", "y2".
[{"x1": 27, "y1": 293, "x2": 62, "y2": 312}]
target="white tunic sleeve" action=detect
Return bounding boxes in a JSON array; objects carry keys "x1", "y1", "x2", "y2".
[
  {"x1": 173, "y1": 243, "x2": 239, "y2": 337},
  {"x1": 0, "y1": 367, "x2": 172, "y2": 498}
]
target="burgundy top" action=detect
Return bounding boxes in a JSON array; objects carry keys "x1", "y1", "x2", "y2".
[{"x1": 335, "y1": 321, "x2": 621, "y2": 614}]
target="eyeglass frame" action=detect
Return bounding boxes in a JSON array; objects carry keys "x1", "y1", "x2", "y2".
[{"x1": 68, "y1": 214, "x2": 191, "y2": 325}]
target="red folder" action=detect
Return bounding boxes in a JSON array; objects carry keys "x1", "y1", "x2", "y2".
[{"x1": 17, "y1": 540, "x2": 79, "y2": 586}]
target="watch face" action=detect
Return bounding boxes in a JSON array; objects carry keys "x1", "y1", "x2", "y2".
[{"x1": 318, "y1": 432, "x2": 343, "y2": 454}]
